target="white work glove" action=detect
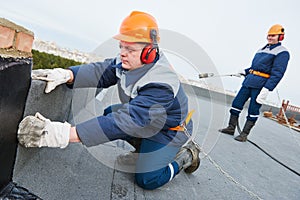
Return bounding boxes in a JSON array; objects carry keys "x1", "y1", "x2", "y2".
[
  {"x1": 256, "y1": 87, "x2": 269, "y2": 104},
  {"x1": 32, "y1": 68, "x2": 71, "y2": 93},
  {"x1": 17, "y1": 112, "x2": 71, "y2": 148}
]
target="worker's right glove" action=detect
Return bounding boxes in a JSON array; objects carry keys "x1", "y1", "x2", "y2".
[
  {"x1": 32, "y1": 68, "x2": 71, "y2": 93},
  {"x1": 17, "y1": 112, "x2": 71, "y2": 148}
]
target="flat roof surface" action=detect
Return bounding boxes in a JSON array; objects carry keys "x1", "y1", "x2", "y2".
[{"x1": 14, "y1": 87, "x2": 300, "y2": 200}]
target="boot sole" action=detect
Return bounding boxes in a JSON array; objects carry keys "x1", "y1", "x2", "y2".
[
  {"x1": 218, "y1": 129, "x2": 234, "y2": 135},
  {"x1": 234, "y1": 136, "x2": 247, "y2": 142},
  {"x1": 184, "y1": 157, "x2": 200, "y2": 173},
  {"x1": 234, "y1": 138, "x2": 247, "y2": 142},
  {"x1": 184, "y1": 141, "x2": 201, "y2": 173}
]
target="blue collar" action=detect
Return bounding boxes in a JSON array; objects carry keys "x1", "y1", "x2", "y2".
[
  {"x1": 113, "y1": 62, "x2": 124, "y2": 69},
  {"x1": 262, "y1": 42, "x2": 281, "y2": 50},
  {"x1": 112, "y1": 56, "x2": 159, "y2": 72},
  {"x1": 111, "y1": 59, "x2": 127, "y2": 73}
]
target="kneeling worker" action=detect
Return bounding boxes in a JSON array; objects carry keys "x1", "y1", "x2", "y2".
[{"x1": 17, "y1": 11, "x2": 201, "y2": 190}]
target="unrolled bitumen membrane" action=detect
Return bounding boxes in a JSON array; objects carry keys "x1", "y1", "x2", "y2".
[{"x1": 11, "y1": 80, "x2": 300, "y2": 199}]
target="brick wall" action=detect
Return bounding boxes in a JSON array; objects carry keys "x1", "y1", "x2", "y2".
[{"x1": 0, "y1": 18, "x2": 34, "y2": 58}]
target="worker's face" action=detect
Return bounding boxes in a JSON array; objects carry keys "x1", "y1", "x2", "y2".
[
  {"x1": 267, "y1": 34, "x2": 279, "y2": 45},
  {"x1": 119, "y1": 41, "x2": 145, "y2": 70}
]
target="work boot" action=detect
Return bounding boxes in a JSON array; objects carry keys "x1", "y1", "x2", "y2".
[
  {"x1": 116, "y1": 138, "x2": 141, "y2": 166},
  {"x1": 219, "y1": 114, "x2": 239, "y2": 135},
  {"x1": 0, "y1": 182, "x2": 42, "y2": 200},
  {"x1": 234, "y1": 120, "x2": 255, "y2": 142},
  {"x1": 175, "y1": 140, "x2": 201, "y2": 173}
]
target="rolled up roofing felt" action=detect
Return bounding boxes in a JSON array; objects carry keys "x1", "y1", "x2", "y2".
[{"x1": 0, "y1": 19, "x2": 33, "y2": 190}]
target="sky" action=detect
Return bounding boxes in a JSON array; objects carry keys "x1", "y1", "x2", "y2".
[{"x1": 1, "y1": 0, "x2": 300, "y2": 107}]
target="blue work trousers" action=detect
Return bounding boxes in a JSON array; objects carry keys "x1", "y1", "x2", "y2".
[
  {"x1": 230, "y1": 86, "x2": 262, "y2": 122},
  {"x1": 135, "y1": 139, "x2": 181, "y2": 190},
  {"x1": 104, "y1": 104, "x2": 182, "y2": 190}
]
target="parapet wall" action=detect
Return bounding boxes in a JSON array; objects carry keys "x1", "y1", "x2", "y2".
[
  {"x1": 23, "y1": 80, "x2": 72, "y2": 121},
  {"x1": 182, "y1": 83, "x2": 298, "y2": 120},
  {"x1": 23, "y1": 80, "x2": 290, "y2": 124}
]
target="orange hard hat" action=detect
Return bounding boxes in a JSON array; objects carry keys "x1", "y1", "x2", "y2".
[
  {"x1": 113, "y1": 11, "x2": 160, "y2": 43},
  {"x1": 268, "y1": 24, "x2": 285, "y2": 35}
]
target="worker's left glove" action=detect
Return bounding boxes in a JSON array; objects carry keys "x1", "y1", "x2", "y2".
[
  {"x1": 17, "y1": 112, "x2": 71, "y2": 148},
  {"x1": 32, "y1": 68, "x2": 71, "y2": 93},
  {"x1": 256, "y1": 87, "x2": 269, "y2": 104}
]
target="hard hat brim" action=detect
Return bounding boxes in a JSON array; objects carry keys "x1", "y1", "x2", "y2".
[
  {"x1": 268, "y1": 32, "x2": 285, "y2": 35},
  {"x1": 113, "y1": 33, "x2": 151, "y2": 43}
]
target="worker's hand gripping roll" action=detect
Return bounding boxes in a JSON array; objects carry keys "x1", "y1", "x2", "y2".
[{"x1": 17, "y1": 112, "x2": 71, "y2": 148}]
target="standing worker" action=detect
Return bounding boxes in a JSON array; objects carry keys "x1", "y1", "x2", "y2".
[
  {"x1": 219, "y1": 24, "x2": 290, "y2": 142},
  {"x1": 17, "y1": 11, "x2": 201, "y2": 190}
]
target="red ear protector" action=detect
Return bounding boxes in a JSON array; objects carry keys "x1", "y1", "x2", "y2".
[
  {"x1": 278, "y1": 34, "x2": 284, "y2": 41},
  {"x1": 140, "y1": 29, "x2": 159, "y2": 64},
  {"x1": 278, "y1": 28, "x2": 285, "y2": 41}
]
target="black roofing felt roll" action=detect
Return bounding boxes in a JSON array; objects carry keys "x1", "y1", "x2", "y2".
[{"x1": 0, "y1": 56, "x2": 32, "y2": 190}]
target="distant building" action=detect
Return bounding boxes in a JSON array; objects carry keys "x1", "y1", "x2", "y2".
[{"x1": 33, "y1": 38, "x2": 103, "y2": 63}]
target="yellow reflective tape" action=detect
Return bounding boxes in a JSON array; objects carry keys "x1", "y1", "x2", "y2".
[{"x1": 185, "y1": 110, "x2": 195, "y2": 125}]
